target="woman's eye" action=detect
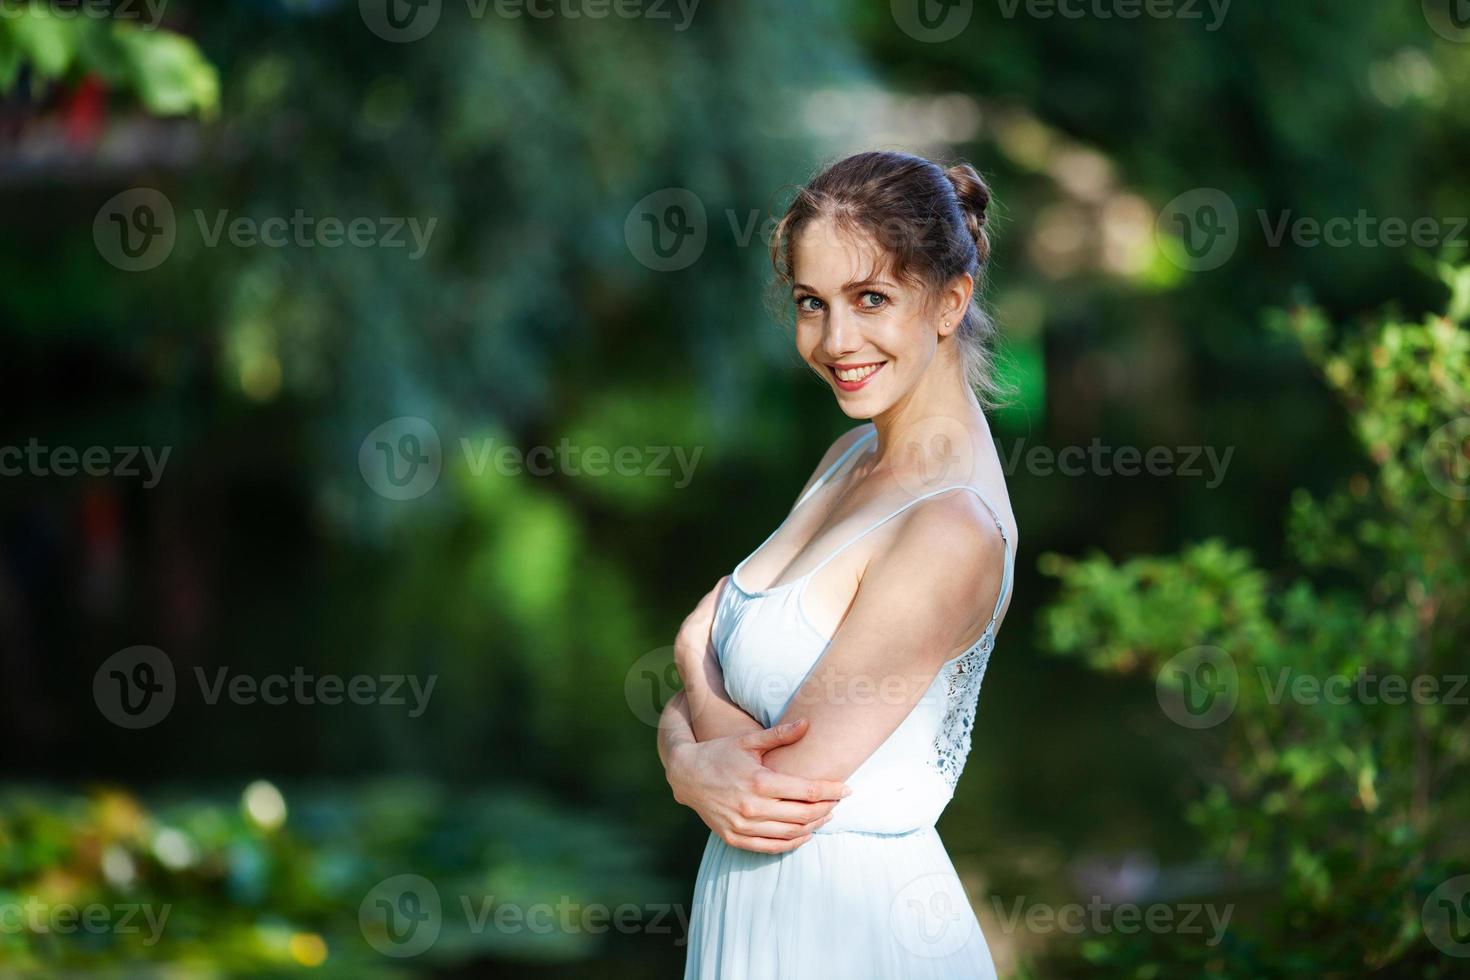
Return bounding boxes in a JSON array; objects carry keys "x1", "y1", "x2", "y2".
[
  {"x1": 859, "y1": 291, "x2": 888, "y2": 309},
  {"x1": 796, "y1": 296, "x2": 823, "y2": 313}
]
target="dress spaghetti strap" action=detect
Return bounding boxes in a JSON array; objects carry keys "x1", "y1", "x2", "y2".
[
  {"x1": 802, "y1": 482, "x2": 1014, "y2": 631},
  {"x1": 791, "y1": 427, "x2": 878, "y2": 511}
]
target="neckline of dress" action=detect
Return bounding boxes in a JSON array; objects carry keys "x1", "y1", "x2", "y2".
[
  {"x1": 728, "y1": 430, "x2": 880, "y2": 596},
  {"x1": 719, "y1": 568, "x2": 999, "y2": 668}
]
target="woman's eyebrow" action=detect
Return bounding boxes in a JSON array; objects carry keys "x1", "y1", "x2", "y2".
[
  {"x1": 842, "y1": 278, "x2": 896, "y2": 292},
  {"x1": 792, "y1": 278, "x2": 897, "y2": 296}
]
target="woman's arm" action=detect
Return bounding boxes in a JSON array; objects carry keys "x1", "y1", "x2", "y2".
[
  {"x1": 658, "y1": 689, "x2": 851, "y2": 852},
  {"x1": 762, "y1": 490, "x2": 1007, "y2": 781},
  {"x1": 674, "y1": 577, "x2": 766, "y2": 742},
  {"x1": 675, "y1": 424, "x2": 877, "y2": 741}
]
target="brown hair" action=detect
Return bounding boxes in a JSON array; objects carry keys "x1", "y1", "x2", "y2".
[{"x1": 770, "y1": 151, "x2": 1003, "y2": 406}]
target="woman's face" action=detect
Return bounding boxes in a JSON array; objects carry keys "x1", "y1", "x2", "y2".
[{"x1": 790, "y1": 217, "x2": 959, "y2": 419}]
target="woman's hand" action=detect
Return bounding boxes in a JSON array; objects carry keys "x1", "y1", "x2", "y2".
[{"x1": 665, "y1": 715, "x2": 852, "y2": 853}]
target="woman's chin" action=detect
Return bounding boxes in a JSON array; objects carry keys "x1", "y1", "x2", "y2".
[{"x1": 832, "y1": 390, "x2": 884, "y2": 419}]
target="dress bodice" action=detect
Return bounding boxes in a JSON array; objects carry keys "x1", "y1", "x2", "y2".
[{"x1": 711, "y1": 428, "x2": 1014, "y2": 835}]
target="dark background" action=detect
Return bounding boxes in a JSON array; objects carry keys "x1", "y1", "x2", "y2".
[{"x1": 2, "y1": 1, "x2": 1468, "y2": 975}]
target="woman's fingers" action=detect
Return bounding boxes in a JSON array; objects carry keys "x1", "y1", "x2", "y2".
[
  {"x1": 724, "y1": 832, "x2": 814, "y2": 854},
  {"x1": 739, "y1": 718, "x2": 812, "y2": 752},
  {"x1": 743, "y1": 796, "x2": 840, "y2": 825},
  {"x1": 736, "y1": 814, "x2": 834, "y2": 839},
  {"x1": 754, "y1": 767, "x2": 851, "y2": 805}
]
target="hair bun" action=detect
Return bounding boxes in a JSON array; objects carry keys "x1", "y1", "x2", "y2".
[{"x1": 945, "y1": 163, "x2": 991, "y2": 263}]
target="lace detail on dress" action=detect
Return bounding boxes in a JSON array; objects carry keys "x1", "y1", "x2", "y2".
[{"x1": 930, "y1": 626, "x2": 995, "y2": 790}]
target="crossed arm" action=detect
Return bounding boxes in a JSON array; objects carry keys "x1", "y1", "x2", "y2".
[
  {"x1": 659, "y1": 487, "x2": 1006, "y2": 853},
  {"x1": 681, "y1": 490, "x2": 1003, "y2": 780}
]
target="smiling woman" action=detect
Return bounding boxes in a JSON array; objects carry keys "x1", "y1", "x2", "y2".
[{"x1": 657, "y1": 151, "x2": 1018, "y2": 979}]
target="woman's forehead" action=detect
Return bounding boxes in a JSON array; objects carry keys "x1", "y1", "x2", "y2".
[{"x1": 791, "y1": 218, "x2": 897, "y2": 287}]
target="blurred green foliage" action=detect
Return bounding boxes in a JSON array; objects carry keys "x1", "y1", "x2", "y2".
[
  {"x1": 1040, "y1": 262, "x2": 1470, "y2": 976},
  {"x1": 0, "y1": 5, "x2": 217, "y2": 115},
  {"x1": 0, "y1": 780, "x2": 679, "y2": 975},
  {"x1": 3, "y1": 0, "x2": 1470, "y2": 975}
]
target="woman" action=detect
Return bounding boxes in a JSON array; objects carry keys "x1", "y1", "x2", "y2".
[{"x1": 657, "y1": 151, "x2": 1017, "y2": 978}]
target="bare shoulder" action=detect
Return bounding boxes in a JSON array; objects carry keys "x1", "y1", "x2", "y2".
[
  {"x1": 888, "y1": 487, "x2": 1009, "y2": 581},
  {"x1": 789, "y1": 423, "x2": 877, "y2": 510},
  {"x1": 853, "y1": 486, "x2": 1012, "y2": 656}
]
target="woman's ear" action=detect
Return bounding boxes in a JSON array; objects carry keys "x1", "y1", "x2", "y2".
[{"x1": 936, "y1": 273, "x2": 974, "y2": 336}]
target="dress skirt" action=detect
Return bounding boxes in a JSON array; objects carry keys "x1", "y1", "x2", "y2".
[{"x1": 683, "y1": 826, "x2": 998, "y2": 979}]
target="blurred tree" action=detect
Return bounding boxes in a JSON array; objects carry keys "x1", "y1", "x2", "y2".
[
  {"x1": 0, "y1": 4, "x2": 217, "y2": 115},
  {"x1": 1039, "y1": 260, "x2": 1470, "y2": 976}
]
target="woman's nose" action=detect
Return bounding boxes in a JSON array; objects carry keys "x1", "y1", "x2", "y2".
[{"x1": 820, "y1": 309, "x2": 862, "y2": 359}]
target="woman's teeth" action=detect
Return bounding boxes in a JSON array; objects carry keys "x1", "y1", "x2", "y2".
[{"x1": 835, "y1": 363, "x2": 882, "y2": 382}]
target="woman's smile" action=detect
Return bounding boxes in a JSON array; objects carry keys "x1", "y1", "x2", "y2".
[{"x1": 829, "y1": 360, "x2": 886, "y2": 391}]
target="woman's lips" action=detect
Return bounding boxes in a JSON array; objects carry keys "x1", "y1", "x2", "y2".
[{"x1": 829, "y1": 361, "x2": 886, "y2": 392}]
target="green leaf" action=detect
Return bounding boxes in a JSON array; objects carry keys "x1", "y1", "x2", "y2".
[
  {"x1": 7, "y1": 7, "x2": 77, "y2": 79},
  {"x1": 113, "y1": 25, "x2": 219, "y2": 118}
]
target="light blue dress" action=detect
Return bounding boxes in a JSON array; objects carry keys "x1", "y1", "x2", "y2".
[{"x1": 684, "y1": 429, "x2": 1013, "y2": 978}]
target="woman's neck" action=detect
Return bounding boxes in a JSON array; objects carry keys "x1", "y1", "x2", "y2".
[{"x1": 865, "y1": 357, "x2": 986, "y2": 477}]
